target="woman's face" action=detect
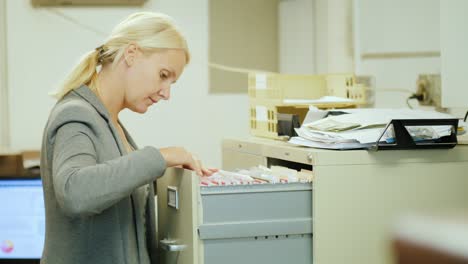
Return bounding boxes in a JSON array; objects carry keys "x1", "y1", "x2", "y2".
[{"x1": 123, "y1": 48, "x2": 186, "y2": 113}]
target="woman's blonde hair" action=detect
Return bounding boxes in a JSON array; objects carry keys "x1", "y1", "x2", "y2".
[{"x1": 52, "y1": 12, "x2": 190, "y2": 99}]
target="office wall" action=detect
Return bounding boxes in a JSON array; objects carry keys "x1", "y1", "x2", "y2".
[
  {"x1": 354, "y1": 0, "x2": 442, "y2": 109},
  {"x1": 324, "y1": 0, "x2": 354, "y2": 73},
  {"x1": 278, "y1": 0, "x2": 315, "y2": 74},
  {"x1": 0, "y1": 0, "x2": 7, "y2": 148},
  {"x1": 281, "y1": 0, "x2": 455, "y2": 111},
  {"x1": 279, "y1": 0, "x2": 353, "y2": 75},
  {"x1": 440, "y1": 0, "x2": 468, "y2": 108},
  {"x1": 210, "y1": 0, "x2": 279, "y2": 93},
  {"x1": 6, "y1": 0, "x2": 249, "y2": 167}
]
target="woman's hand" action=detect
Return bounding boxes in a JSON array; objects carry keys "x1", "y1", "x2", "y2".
[{"x1": 159, "y1": 147, "x2": 218, "y2": 176}]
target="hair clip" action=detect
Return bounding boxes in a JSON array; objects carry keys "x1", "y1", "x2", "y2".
[
  {"x1": 95, "y1": 45, "x2": 106, "y2": 63},
  {"x1": 95, "y1": 45, "x2": 105, "y2": 53}
]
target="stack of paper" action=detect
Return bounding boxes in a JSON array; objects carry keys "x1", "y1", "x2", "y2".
[{"x1": 289, "y1": 108, "x2": 461, "y2": 150}]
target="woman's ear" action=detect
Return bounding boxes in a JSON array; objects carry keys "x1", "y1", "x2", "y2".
[{"x1": 124, "y1": 43, "x2": 138, "y2": 66}]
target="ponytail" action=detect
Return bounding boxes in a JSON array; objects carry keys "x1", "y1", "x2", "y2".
[{"x1": 51, "y1": 49, "x2": 100, "y2": 99}]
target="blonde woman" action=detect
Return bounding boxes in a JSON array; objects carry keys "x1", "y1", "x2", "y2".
[{"x1": 40, "y1": 12, "x2": 215, "y2": 264}]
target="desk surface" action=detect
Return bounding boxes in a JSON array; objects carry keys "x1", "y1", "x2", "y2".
[{"x1": 224, "y1": 137, "x2": 468, "y2": 166}]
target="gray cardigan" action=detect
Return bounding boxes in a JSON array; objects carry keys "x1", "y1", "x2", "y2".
[{"x1": 40, "y1": 85, "x2": 167, "y2": 264}]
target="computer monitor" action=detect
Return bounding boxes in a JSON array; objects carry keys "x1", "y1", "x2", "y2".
[{"x1": 0, "y1": 177, "x2": 44, "y2": 264}]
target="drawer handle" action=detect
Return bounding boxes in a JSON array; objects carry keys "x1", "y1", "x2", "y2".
[
  {"x1": 284, "y1": 152, "x2": 290, "y2": 156},
  {"x1": 238, "y1": 144, "x2": 243, "y2": 149},
  {"x1": 160, "y1": 239, "x2": 187, "y2": 252}
]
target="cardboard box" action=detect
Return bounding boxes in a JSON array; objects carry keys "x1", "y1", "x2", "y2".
[{"x1": 0, "y1": 150, "x2": 40, "y2": 177}]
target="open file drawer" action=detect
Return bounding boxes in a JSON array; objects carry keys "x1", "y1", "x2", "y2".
[{"x1": 156, "y1": 168, "x2": 313, "y2": 264}]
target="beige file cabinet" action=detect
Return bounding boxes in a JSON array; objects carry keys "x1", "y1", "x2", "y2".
[
  {"x1": 157, "y1": 168, "x2": 199, "y2": 264},
  {"x1": 156, "y1": 166, "x2": 313, "y2": 264},
  {"x1": 156, "y1": 137, "x2": 468, "y2": 264},
  {"x1": 220, "y1": 137, "x2": 468, "y2": 264}
]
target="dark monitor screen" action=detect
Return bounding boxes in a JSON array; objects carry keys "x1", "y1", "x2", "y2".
[{"x1": 0, "y1": 178, "x2": 44, "y2": 263}]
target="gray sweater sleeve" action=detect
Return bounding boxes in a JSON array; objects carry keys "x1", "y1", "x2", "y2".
[{"x1": 52, "y1": 121, "x2": 166, "y2": 218}]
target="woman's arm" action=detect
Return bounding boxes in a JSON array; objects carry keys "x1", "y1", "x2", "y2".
[{"x1": 52, "y1": 122, "x2": 166, "y2": 218}]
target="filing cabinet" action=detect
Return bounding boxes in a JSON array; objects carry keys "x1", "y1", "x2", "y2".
[
  {"x1": 157, "y1": 168, "x2": 313, "y2": 264},
  {"x1": 157, "y1": 137, "x2": 468, "y2": 264}
]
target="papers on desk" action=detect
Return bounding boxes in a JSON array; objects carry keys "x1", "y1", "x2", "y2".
[
  {"x1": 289, "y1": 108, "x2": 462, "y2": 150},
  {"x1": 305, "y1": 109, "x2": 456, "y2": 131},
  {"x1": 289, "y1": 136, "x2": 373, "y2": 150}
]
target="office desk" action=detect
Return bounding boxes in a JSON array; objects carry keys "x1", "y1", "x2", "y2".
[{"x1": 222, "y1": 137, "x2": 468, "y2": 264}]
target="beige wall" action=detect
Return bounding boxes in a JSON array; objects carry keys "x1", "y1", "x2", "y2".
[
  {"x1": 209, "y1": 0, "x2": 278, "y2": 93},
  {"x1": 282, "y1": 0, "x2": 466, "y2": 113},
  {"x1": 314, "y1": 0, "x2": 328, "y2": 74},
  {"x1": 313, "y1": 0, "x2": 354, "y2": 74},
  {"x1": 0, "y1": 0, "x2": 8, "y2": 148},
  {"x1": 440, "y1": 0, "x2": 468, "y2": 108},
  {"x1": 278, "y1": 0, "x2": 315, "y2": 74},
  {"x1": 354, "y1": 0, "x2": 442, "y2": 109},
  {"x1": 5, "y1": 0, "x2": 249, "y2": 167}
]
